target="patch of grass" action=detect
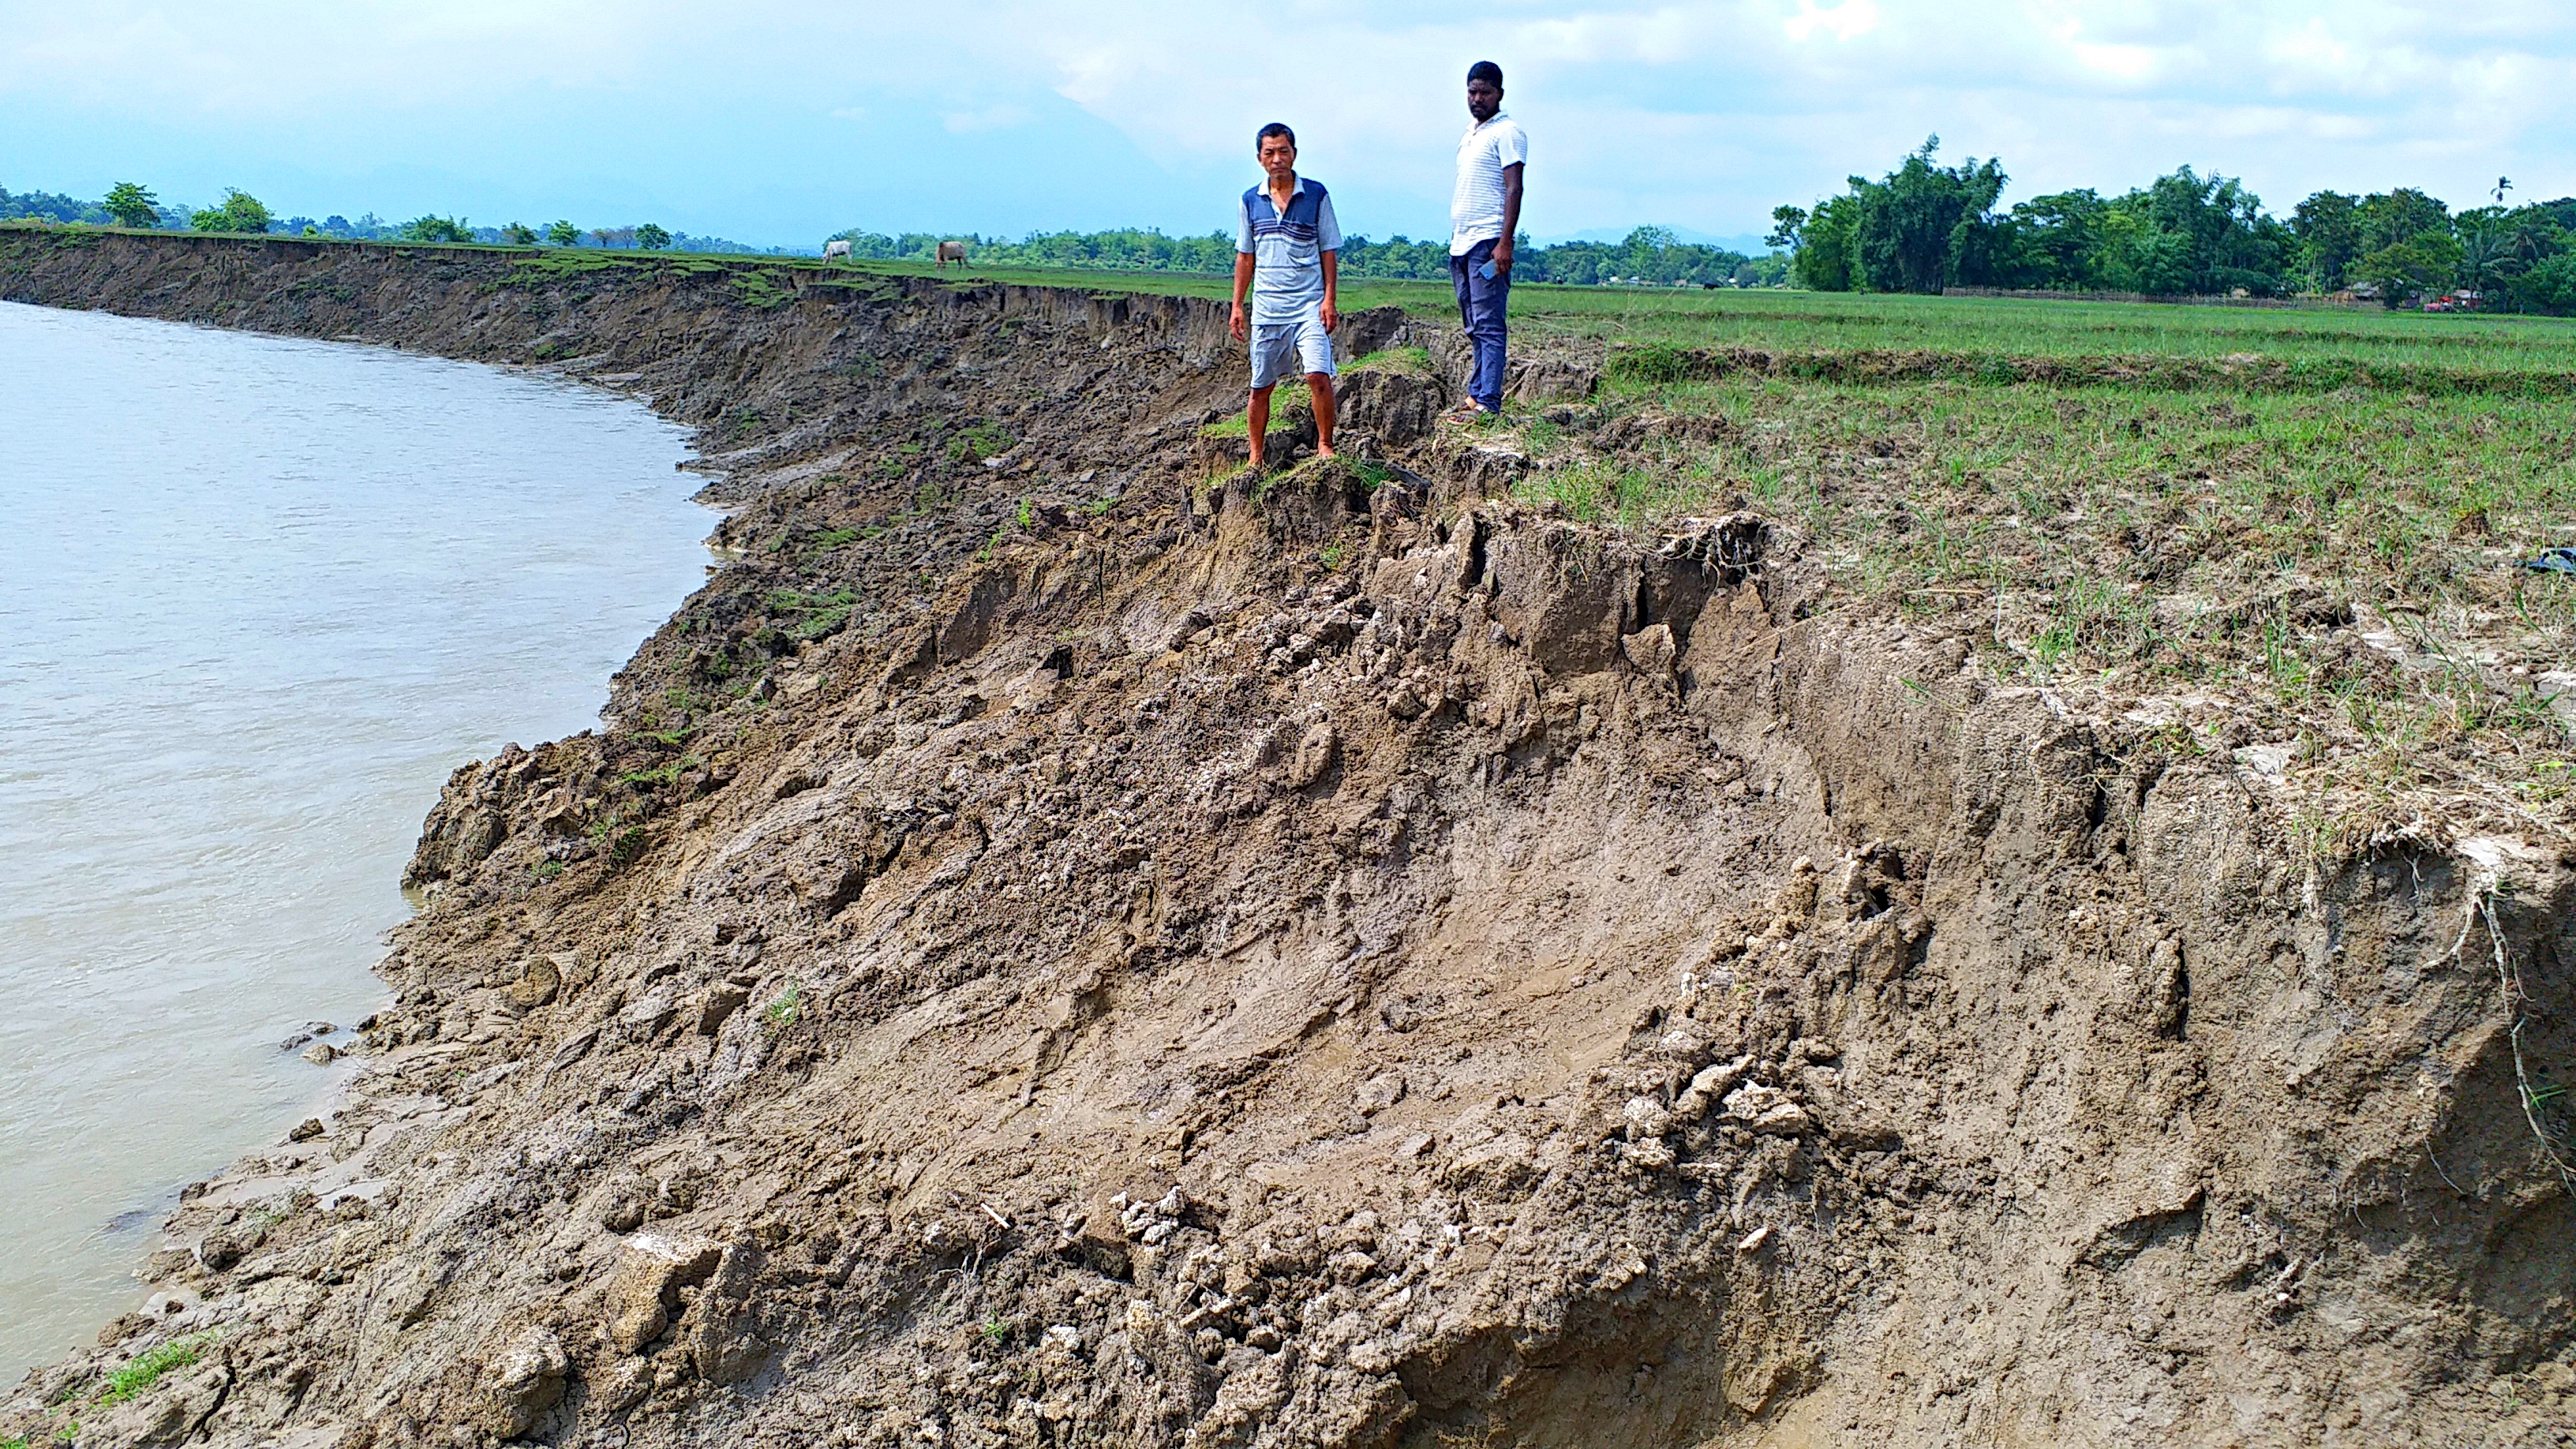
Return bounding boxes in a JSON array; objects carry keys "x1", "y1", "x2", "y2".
[
  {"x1": 98, "y1": 1335, "x2": 213, "y2": 1406},
  {"x1": 531, "y1": 859, "x2": 566, "y2": 882},
  {"x1": 620, "y1": 755, "x2": 702, "y2": 791},
  {"x1": 945, "y1": 424, "x2": 1014, "y2": 463},
  {"x1": 730, "y1": 270, "x2": 793, "y2": 310},
  {"x1": 1345, "y1": 345, "x2": 1434, "y2": 375},
  {"x1": 763, "y1": 986, "x2": 803, "y2": 1035},
  {"x1": 766, "y1": 587, "x2": 861, "y2": 640},
  {"x1": 1203, "y1": 379, "x2": 1312, "y2": 438}
]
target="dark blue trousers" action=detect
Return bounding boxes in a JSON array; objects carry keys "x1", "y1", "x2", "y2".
[{"x1": 1449, "y1": 238, "x2": 1510, "y2": 412}]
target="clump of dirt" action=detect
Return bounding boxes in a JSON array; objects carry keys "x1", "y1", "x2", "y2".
[{"x1": 2, "y1": 233, "x2": 2571, "y2": 1449}]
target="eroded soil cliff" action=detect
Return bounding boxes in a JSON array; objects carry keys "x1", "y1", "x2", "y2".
[{"x1": 4, "y1": 231, "x2": 2571, "y2": 1449}]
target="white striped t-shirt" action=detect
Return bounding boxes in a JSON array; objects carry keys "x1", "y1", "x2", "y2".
[{"x1": 1451, "y1": 113, "x2": 1528, "y2": 256}]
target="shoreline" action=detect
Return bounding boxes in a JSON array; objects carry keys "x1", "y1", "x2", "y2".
[{"x1": 3, "y1": 229, "x2": 2567, "y2": 1448}]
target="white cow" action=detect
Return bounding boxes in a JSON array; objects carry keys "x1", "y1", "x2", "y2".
[
  {"x1": 823, "y1": 239, "x2": 852, "y2": 262},
  {"x1": 936, "y1": 240, "x2": 968, "y2": 271}
]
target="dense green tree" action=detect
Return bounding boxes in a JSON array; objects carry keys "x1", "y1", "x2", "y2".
[
  {"x1": 2125, "y1": 168, "x2": 2292, "y2": 294},
  {"x1": 501, "y1": 223, "x2": 538, "y2": 246},
  {"x1": 635, "y1": 223, "x2": 672, "y2": 250},
  {"x1": 1999, "y1": 190, "x2": 2108, "y2": 287},
  {"x1": 2451, "y1": 207, "x2": 2529, "y2": 301},
  {"x1": 545, "y1": 219, "x2": 581, "y2": 247},
  {"x1": 2360, "y1": 189, "x2": 2450, "y2": 253},
  {"x1": 1787, "y1": 195, "x2": 1862, "y2": 290},
  {"x1": 191, "y1": 189, "x2": 271, "y2": 234},
  {"x1": 400, "y1": 215, "x2": 472, "y2": 243},
  {"x1": 2514, "y1": 253, "x2": 2576, "y2": 315},
  {"x1": 103, "y1": 182, "x2": 160, "y2": 229},
  {"x1": 2291, "y1": 191, "x2": 2363, "y2": 289},
  {"x1": 1847, "y1": 137, "x2": 2007, "y2": 293},
  {"x1": 2354, "y1": 233, "x2": 2462, "y2": 307}
]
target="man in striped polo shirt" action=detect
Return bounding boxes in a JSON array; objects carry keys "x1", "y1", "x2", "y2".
[
  {"x1": 1450, "y1": 60, "x2": 1526, "y2": 418},
  {"x1": 1230, "y1": 122, "x2": 1342, "y2": 466}
]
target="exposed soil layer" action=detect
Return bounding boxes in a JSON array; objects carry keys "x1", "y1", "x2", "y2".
[{"x1": 4, "y1": 231, "x2": 2572, "y2": 1448}]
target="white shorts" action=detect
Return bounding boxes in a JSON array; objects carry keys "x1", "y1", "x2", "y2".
[{"x1": 1250, "y1": 318, "x2": 1335, "y2": 390}]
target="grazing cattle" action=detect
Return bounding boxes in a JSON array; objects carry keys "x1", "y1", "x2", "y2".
[
  {"x1": 823, "y1": 239, "x2": 852, "y2": 261},
  {"x1": 936, "y1": 240, "x2": 968, "y2": 271}
]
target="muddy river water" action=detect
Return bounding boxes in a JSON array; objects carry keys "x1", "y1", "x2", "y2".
[{"x1": 0, "y1": 301, "x2": 710, "y2": 1379}]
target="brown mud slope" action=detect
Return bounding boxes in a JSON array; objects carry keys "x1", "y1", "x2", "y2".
[{"x1": 4, "y1": 231, "x2": 2572, "y2": 1448}]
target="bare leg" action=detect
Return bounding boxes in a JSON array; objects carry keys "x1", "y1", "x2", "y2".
[
  {"x1": 1248, "y1": 384, "x2": 1274, "y2": 468},
  {"x1": 1308, "y1": 372, "x2": 1337, "y2": 459}
]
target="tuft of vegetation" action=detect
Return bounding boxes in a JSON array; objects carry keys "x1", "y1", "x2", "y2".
[
  {"x1": 98, "y1": 1334, "x2": 213, "y2": 1406},
  {"x1": 763, "y1": 986, "x2": 803, "y2": 1035},
  {"x1": 191, "y1": 189, "x2": 271, "y2": 235},
  {"x1": 944, "y1": 425, "x2": 1013, "y2": 463},
  {"x1": 731, "y1": 270, "x2": 793, "y2": 309},
  {"x1": 766, "y1": 587, "x2": 860, "y2": 640},
  {"x1": 399, "y1": 215, "x2": 474, "y2": 244},
  {"x1": 1343, "y1": 346, "x2": 1434, "y2": 376},
  {"x1": 1202, "y1": 380, "x2": 1311, "y2": 438}
]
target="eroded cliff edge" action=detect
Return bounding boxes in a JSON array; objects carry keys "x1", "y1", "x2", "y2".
[{"x1": 2, "y1": 231, "x2": 2570, "y2": 1448}]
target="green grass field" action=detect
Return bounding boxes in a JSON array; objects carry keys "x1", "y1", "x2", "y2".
[{"x1": 849, "y1": 257, "x2": 2576, "y2": 373}]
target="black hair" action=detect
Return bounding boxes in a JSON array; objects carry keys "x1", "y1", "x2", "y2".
[
  {"x1": 1256, "y1": 122, "x2": 1296, "y2": 149},
  {"x1": 1467, "y1": 61, "x2": 1503, "y2": 89}
]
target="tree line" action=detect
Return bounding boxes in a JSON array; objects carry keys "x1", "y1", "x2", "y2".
[
  {"x1": 1770, "y1": 138, "x2": 2576, "y2": 309},
  {"x1": 0, "y1": 182, "x2": 764, "y2": 255},
  {"x1": 826, "y1": 225, "x2": 1790, "y2": 287}
]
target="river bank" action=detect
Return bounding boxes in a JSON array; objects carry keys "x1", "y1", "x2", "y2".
[{"x1": 1, "y1": 229, "x2": 2567, "y2": 1448}]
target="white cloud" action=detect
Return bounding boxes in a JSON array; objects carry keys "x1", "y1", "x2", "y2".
[
  {"x1": 1784, "y1": 0, "x2": 1881, "y2": 43},
  {"x1": 5, "y1": 0, "x2": 2576, "y2": 240}
]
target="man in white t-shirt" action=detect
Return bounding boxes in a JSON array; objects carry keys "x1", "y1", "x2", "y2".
[{"x1": 1449, "y1": 60, "x2": 1526, "y2": 417}]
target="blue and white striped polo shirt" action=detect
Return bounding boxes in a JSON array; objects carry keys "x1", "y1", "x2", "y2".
[{"x1": 1236, "y1": 178, "x2": 1342, "y2": 326}]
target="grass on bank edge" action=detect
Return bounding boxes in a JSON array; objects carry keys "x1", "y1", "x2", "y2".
[{"x1": 1499, "y1": 365, "x2": 2576, "y2": 846}]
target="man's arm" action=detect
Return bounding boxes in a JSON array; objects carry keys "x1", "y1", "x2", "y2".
[
  {"x1": 1320, "y1": 250, "x2": 1339, "y2": 334},
  {"x1": 1494, "y1": 163, "x2": 1525, "y2": 275},
  {"x1": 1231, "y1": 251, "x2": 1255, "y2": 342}
]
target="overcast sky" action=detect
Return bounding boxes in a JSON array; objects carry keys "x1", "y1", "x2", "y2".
[{"x1": 3, "y1": 1, "x2": 2571, "y2": 247}]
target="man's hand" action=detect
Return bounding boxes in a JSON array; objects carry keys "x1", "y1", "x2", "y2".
[
  {"x1": 1230, "y1": 251, "x2": 1256, "y2": 342},
  {"x1": 1490, "y1": 239, "x2": 1513, "y2": 277},
  {"x1": 1320, "y1": 298, "x2": 1339, "y2": 334}
]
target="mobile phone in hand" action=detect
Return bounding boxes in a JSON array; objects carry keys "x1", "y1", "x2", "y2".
[{"x1": 1478, "y1": 260, "x2": 1499, "y2": 280}]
